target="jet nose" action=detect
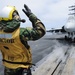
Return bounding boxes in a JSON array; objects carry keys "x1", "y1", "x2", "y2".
[
  {"x1": 64, "y1": 22, "x2": 75, "y2": 32},
  {"x1": 64, "y1": 25, "x2": 70, "y2": 30},
  {"x1": 64, "y1": 25, "x2": 70, "y2": 32}
]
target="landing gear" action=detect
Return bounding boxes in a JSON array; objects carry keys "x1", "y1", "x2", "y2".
[
  {"x1": 73, "y1": 38, "x2": 75, "y2": 43},
  {"x1": 64, "y1": 32, "x2": 75, "y2": 43},
  {"x1": 65, "y1": 35, "x2": 72, "y2": 42},
  {"x1": 65, "y1": 35, "x2": 67, "y2": 40}
]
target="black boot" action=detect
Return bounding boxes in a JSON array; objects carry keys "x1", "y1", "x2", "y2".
[{"x1": 22, "y1": 68, "x2": 32, "y2": 75}]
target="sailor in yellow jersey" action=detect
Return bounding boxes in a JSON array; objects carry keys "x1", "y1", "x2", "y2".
[{"x1": 0, "y1": 4, "x2": 46, "y2": 75}]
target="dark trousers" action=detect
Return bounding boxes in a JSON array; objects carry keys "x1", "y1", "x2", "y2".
[{"x1": 4, "y1": 67, "x2": 32, "y2": 75}]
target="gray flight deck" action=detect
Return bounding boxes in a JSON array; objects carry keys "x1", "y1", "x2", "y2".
[{"x1": 0, "y1": 33, "x2": 75, "y2": 75}]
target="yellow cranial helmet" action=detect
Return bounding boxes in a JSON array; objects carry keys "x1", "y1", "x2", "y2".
[{"x1": 0, "y1": 6, "x2": 19, "y2": 21}]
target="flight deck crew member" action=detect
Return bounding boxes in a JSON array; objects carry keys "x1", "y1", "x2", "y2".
[{"x1": 0, "y1": 4, "x2": 46, "y2": 75}]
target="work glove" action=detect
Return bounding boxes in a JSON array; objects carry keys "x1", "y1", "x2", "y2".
[
  {"x1": 22, "y1": 4, "x2": 32, "y2": 17},
  {"x1": 22, "y1": 4, "x2": 42, "y2": 28}
]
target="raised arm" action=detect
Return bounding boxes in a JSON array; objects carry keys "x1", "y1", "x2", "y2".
[{"x1": 20, "y1": 4, "x2": 46, "y2": 41}]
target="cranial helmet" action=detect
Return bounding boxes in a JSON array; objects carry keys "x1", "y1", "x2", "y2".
[{"x1": 0, "y1": 6, "x2": 20, "y2": 21}]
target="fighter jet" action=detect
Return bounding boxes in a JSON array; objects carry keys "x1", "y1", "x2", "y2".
[{"x1": 47, "y1": 5, "x2": 75, "y2": 42}]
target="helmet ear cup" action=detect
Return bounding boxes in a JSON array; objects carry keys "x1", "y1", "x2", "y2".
[{"x1": 12, "y1": 11, "x2": 20, "y2": 20}]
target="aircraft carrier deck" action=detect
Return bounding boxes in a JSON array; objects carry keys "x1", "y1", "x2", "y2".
[
  {"x1": 0, "y1": 33, "x2": 75, "y2": 75},
  {"x1": 32, "y1": 33, "x2": 75, "y2": 75}
]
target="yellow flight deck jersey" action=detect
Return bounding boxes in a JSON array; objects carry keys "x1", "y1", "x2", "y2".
[{"x1": 0, "y1": 27, "x2": 32, "y2": 69}]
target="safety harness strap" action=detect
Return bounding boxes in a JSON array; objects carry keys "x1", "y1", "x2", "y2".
[{"x1": 2, "y1": 59, "x2": 35, "y2": 66}]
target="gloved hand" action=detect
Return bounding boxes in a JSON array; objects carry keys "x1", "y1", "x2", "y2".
[{"x1": 22, "y1": 4, "x2": 32, "y2": 17}]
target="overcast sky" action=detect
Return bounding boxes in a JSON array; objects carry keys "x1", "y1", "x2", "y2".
[{"x1": 0, "y1": 0, "x2": 75, "y2": 30}]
